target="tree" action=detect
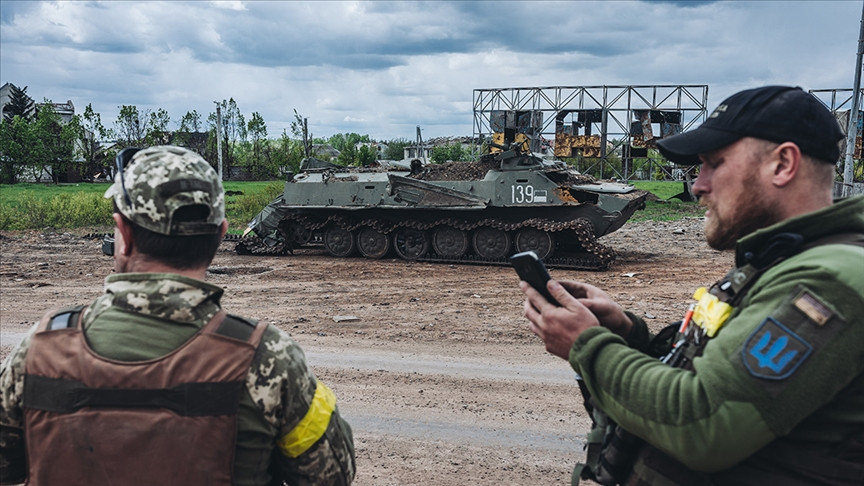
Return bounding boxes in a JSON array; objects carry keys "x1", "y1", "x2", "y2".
[
  {"x1": 335, "y1": 143, "x2": 356, "y2": 166},
  {"x1": 3, "y1": 85, "x2": 34, "y2": 122},
  {"x1": 176, "y1": 110, "x2": 206, "y2": 155},
  {"x1": 383, "y1": 138, "x2": 411, "y2": 160},
  {"x1": 0, "y1": 115, "x2": 35, "y2": 183},
  {"x1": 328, "y1": 132, "x2": 369, "y2": 152},
  {"x1": 29, "y1": 102, "x2": 77, "y2": 183},
  {"x1": 357, "y1": 145, "x2": 377, "y2": 167},
  {"x1": 430, "y1": 143, "x2": 470, "y2": 164},
  {"x1": 208, "y1": 98, "x2": 246, "y2": 176},
  {"x1": 145, "y1": 108, "x2": 171, "y2": 145},
  {"x1": 73, "y1": 103, "x2": 113, "y2": 179},
  {"x1": 269, "y1": 129, "x2": 304, "y2": 177},
  {"x1": 246, "y1": 111, "x2": 271, "y2": 177},
  {"x1": 114, "y1": 105, "x2": 151, "y2": 147}
]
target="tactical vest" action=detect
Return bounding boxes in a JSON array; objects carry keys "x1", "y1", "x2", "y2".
[
  {"x1": 577, "y1": 231, "x2": 864, "y2": 486},
  {"x1": 22, "y1": 306, "x2": 266, "y2": 486}
]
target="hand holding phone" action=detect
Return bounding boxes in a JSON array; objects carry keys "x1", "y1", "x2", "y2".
[{"x1": 510, "y1": 251, "x2": 560, "y2": 306}]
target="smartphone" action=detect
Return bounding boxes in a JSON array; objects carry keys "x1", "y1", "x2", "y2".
[{"x1": 510, "y1": 251, "x2": 559, "y2": 306}]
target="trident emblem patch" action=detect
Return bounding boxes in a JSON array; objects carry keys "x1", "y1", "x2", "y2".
[{"x1": 742, "y1": 317, "x2": 813, "y2": 380}]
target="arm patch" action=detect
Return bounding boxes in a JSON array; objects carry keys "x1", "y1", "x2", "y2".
[
  {"x1": 736, "y1": 285, "x2": 846, "y2": 394},
  {"x1": 742, "y1": 317, "x2": 813, "y2": 380}
]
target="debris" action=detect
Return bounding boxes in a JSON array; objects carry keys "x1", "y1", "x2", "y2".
[
  {"x1": 333, "y1": 315, "x2": 360, "y2": 323},
  {"x1": 644, "y1": 313, "x2": 656, "y2": 319},
  {"x1": 622, "y1": 272, "x2": 636, "y2": 278}
]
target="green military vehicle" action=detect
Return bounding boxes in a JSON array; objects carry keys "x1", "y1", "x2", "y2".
[{"x1": 237, "y1": 143, "x2": 647, "y2": 270}]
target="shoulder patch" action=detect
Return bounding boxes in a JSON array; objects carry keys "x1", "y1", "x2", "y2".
[
  {"x1": 792, "y1": 290, "x2": 833, "y2": 326},
  {"x1": 742, "y1": 317, "x2": 813, "y2": 380}
]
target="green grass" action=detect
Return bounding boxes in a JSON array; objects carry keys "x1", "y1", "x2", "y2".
[
  {"x1": 631, "y1": 181, "x2": 705, "y2": 222},
  {"x1": 0, "y1": 180, "x2": 284, "y2": 234}
]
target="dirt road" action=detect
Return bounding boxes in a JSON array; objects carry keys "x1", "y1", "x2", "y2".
[{"x1": 0, "y1": 216, "x2": 731, "y2": 485}]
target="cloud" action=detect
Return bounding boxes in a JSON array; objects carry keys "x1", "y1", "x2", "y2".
[{"x1": 1, "y1": 0, "x2": 861, "y2": 140}]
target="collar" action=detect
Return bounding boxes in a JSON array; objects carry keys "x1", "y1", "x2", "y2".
[
  {"x1": 101, "y1": 272, "x2": 224, "y2": 323},
  {"x1": 734, "y1": 195, "x2": 864, "y2": 268}
]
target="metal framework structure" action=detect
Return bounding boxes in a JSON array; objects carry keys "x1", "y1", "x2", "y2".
[
  {"x1": 472, "y1": 85, "x2": 709, "y2": 181},
  {"x1": 810, "y1": 88, "x2": 864, "y2": 184}
]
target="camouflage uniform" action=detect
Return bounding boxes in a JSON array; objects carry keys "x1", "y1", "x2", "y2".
[
  {"x1": 1, "y1": 273, "x2": 356, "y2": 485},
  {"x1": 1, "y1": 146, "x2": 355, "y2": 485}
]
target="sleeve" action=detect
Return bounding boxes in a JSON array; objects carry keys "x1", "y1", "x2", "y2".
[
  {"x1": 246, "y1": 325, "x2": 356, "y2": 485},
  {"x1": 0, "y1": 330, "x2": 33, "y2": 485},
  {"x1": 569, "y1": 246, "x2": 864, "y2": 472}
]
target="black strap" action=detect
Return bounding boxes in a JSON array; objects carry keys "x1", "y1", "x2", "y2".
[
  {"x1": 716, "y1": 231, "x2": 864, "y2": 306},
  {"x1": 23, "y1": 375, "x2": 244, "y2": 417},
  {"x1": 215, "y1": 314, "x2": 257, "y2": 342}
]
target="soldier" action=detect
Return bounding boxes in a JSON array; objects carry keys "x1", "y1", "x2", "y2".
[
  {"x1": 0, "y1": 146, "x2": 355, "y2": 485},
  {"x1": 520, "y1": 86, "x2": 864, "y2": 484}
]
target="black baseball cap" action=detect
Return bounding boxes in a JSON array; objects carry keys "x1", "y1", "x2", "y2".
[{"x1": 656, "y1": 86, "x2": 844, "y2": 165}]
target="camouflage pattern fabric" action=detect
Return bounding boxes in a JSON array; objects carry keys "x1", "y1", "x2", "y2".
[
  {"x1": 104, "y1": 145, "x2": 225, "y2": 236},
  {"x1": 0, "y1": 273, "x2": 355, "y2": 485}
]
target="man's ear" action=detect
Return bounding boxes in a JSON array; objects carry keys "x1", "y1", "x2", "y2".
[
  {"x1": 113, "y1": 213, "x2": 134, "y2": 256},
  {"x1": 770, "y1": 142, "x2": 802, "y2": 187},
  {"x1": 219, "y1": 219, "x2": 228, "y2": 239}
]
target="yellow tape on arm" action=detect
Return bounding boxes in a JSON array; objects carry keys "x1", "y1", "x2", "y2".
[{"x1": 277, "y1": 381, "x2": 337, "y2": 458}]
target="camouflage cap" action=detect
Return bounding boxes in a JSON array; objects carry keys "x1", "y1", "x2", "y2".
[{"x1": 104, "y1": 145, "x2": 225, "y2": 235}]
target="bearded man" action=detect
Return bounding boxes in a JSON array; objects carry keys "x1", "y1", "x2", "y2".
[{"x1": 521, "y1": 86, "x2": 864, "y2": 485}]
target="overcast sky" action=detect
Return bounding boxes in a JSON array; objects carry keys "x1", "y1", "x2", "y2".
[{"x1": 1, "y1": 0, "x2": 862, "y2": 141}]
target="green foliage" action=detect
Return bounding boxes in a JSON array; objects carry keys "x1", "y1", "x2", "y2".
[
  {"x1": 75, "y1": 103, "x2": 114, "y2": 179},
  {"x1": 383, "y1": 138, "x2": 410, "y2": 160},
  {"x1": 114, "y1": 105, "x2": 150, "y2": 146},
  {"x1": 0, "y1": 181, "x2": 286, "y2": 234},
  {"x1": 357, "y1": 145, "x2": 377, "y2": 166},
  {"x1": 3, "y1": 84, "x2": 34, "y2": 122},
  {"x1": 0, "y1": 115, "x2": 36, "y2": 183},
  {"x1": 327, "y1": 133, "x2": 370, "y2": 152},
  {"x1": 336, "y1": 143, "x2": 356, "y2": 166},
  {"x1": 0, "y1": 188, "x2": 113, "y2": 230},
  {"x1": 430, "y1": 143, "x2": 470, "y2": 164}
]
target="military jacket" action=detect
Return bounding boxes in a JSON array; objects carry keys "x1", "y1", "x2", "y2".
[
  {"x1": 569, "y1": 195, "x2": 864, "y2": 484},
  {"x1": 0, "y1": 273, "x2": 356, "y2": 486}
]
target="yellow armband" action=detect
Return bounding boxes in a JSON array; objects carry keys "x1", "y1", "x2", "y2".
[
  {"x1": 692, "y1": 287, "x2": 733, "y2": 337},
  {"x1": 277, "y1": 381, "x2": 337, "y2": 458}
]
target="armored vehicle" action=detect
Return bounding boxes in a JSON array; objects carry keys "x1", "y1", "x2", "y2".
[{"x1": 236, "y1": 144, "x2": 647, "y2": 269}]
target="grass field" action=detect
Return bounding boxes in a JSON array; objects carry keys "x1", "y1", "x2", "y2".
[
  {"x1": 0, "y1": 181, "x2": 283, "y2": 233},
  {"x1": 0, "y1": 180, "x2": 700, "y2": 232}
]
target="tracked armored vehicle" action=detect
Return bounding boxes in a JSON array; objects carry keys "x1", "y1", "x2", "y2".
[{"x1": 236, "y1": 144, "x2": 647, "y2": 270}]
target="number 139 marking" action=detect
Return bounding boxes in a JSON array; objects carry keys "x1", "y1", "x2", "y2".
[{"x1": 512, "y1": 185, "x2": 535, "y2": 203}]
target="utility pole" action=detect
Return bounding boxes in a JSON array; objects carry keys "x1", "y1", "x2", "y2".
[
  {"x1": 303, "y1": 118, "x2": 310, "y2": 158},
  {"x1": 416, "y1": 126, "x2": 426, "y2": 163},
  {"x1": 843, "y1": 2, "x2": 864, "y2": 197},
  {"x1": 214, "y1": 101, "x2": 223, "y2": 180}
]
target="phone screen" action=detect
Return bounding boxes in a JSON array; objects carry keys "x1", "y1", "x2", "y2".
[{"x1": 510, "y1": 251, "x2": 560, "y2": 306}]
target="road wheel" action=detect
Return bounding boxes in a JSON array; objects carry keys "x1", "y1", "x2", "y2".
[
  {"x1": 432, "y1": 226, "x2": 469, "y2": 258},
  {"x1": 393, "y1": 227, "x2": 430, "y2": 260},
  {"x1": 472, "y1": 227, "x2": 511, "y2": 259},
  {"x1": 514, "y1": 227, "x2": 556, "y2": 259},
  {"x1": 324, "y1": 226, "x2": 355, "y2": 257},
  {"x1": 357, "y1": 227, "x2": 391, "y2": 259}
]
